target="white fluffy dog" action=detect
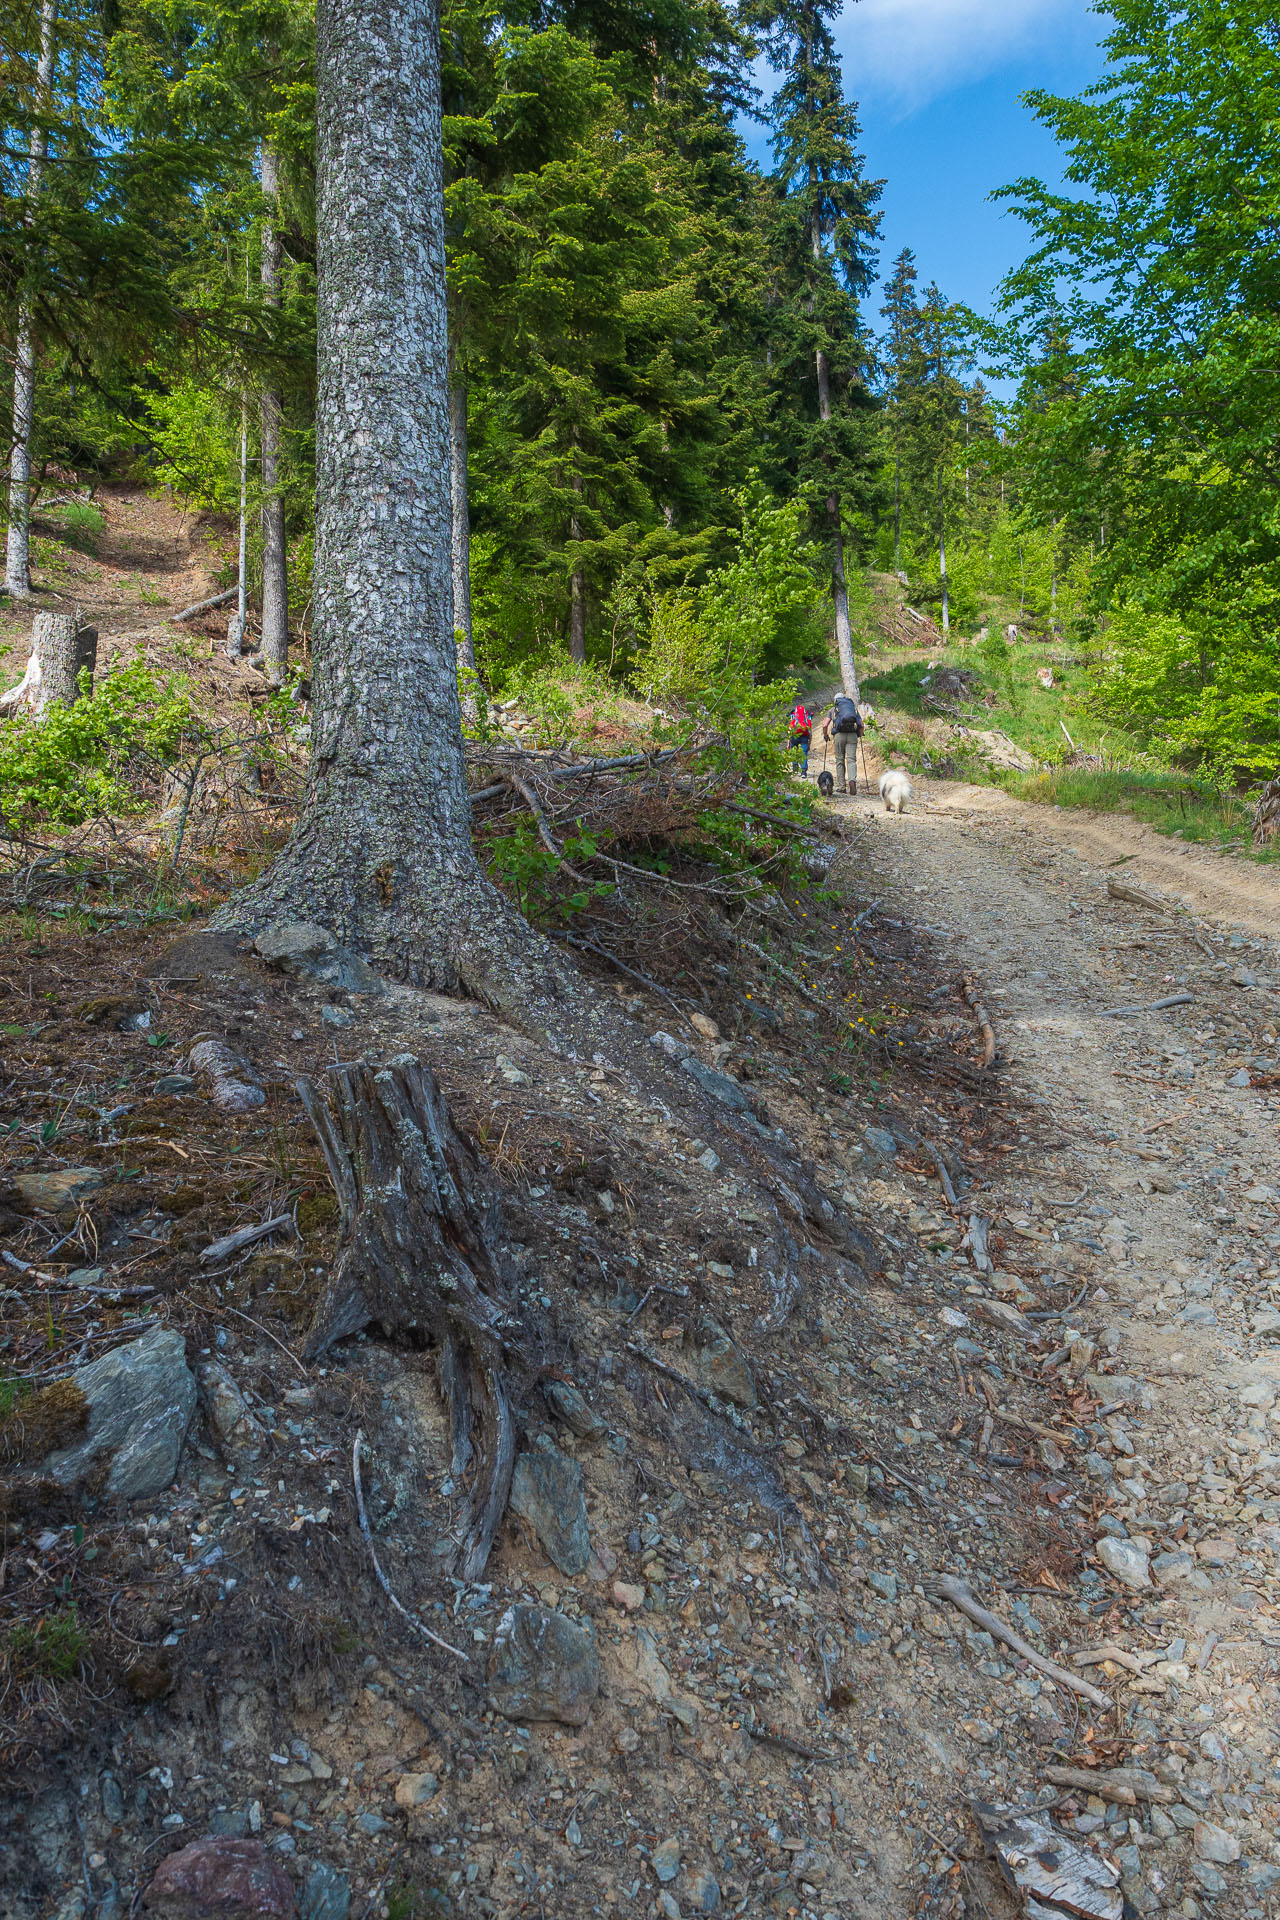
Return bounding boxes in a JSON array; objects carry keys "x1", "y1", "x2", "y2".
[{"x1": 879, "y1": 769, "x2": 913, "y2": 814}]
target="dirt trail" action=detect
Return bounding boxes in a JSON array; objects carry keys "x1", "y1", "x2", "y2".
[{"x1": 835, "y1": 772, "x2": 1280, "y2": 1916}]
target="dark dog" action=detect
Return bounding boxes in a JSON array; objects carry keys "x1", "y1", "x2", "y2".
[{"x1": 816, "y1": 770, "x2": 835, "y2": 797}]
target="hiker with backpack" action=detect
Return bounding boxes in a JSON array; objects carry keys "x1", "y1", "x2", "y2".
[
  {"x1": 820, "y1": 693, "x2": 865, "y2": 794},
  {"x1": 788, "y1": 697, "x2": 813, "y2": 777}
]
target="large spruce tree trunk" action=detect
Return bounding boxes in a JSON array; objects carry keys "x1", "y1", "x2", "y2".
[
  {"x1": 259, "y1": 142, "x2": 290, "y2": 687},
  {"x1": 447, "y1": 336, "x2": 474, "y2": 673},
  {"x1": 5, "y1": 0, "x2": 57, "y2": 601},
  {"x1": 568, "y1": 464, "x2": 586, "y2": 663},
  {"x1": 211, "y1": 0, "x2": 558, "y2": 1010}
]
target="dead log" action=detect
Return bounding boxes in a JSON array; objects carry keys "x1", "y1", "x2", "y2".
[
  {"x1": 296, "y1": 1053, "x2": 518, "y2": 1581},
  {"x1": 960, "y1": 973, "x2": 997, "y2": 1069},
  {"x1": 172, "y1": 586, "x2": 237, "y2": 623},
  {"x1": 0, "y1": 613, "x2": 97, "y2": 718},
  {"x1": 1253, "y1": 774, "x2": 1280, "y2": 848}
]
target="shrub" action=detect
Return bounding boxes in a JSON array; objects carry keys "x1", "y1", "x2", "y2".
[{"x1": 0, "y1": 656, "x2": 200, "y2": 828}]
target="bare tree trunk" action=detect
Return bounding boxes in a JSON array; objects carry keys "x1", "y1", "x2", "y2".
[
  {"x1": 259, "y1": 142, "x2": 290, "y2": 688},
  {"x1": 810, "y1": 197, "x2": 858, "y2": 701},
  {"x1": 937, "y1": 466, "x2": 950, "y2": 640},
  {"x1": 568, "y1": 466, "x2": 586, "y2": 664},
  {"x1": 5, "y1": 0, "x2": 58, "y2": 601},
  {"x1": 447, "y1": 336, "x2": 474, "y2": 673},
  {"x1": 892, "y1": 450, "x2": 901, "y2": 574},
  {"x1": 299, "y1": 1055, "x2": 518, "y2": 1579},
  {"x1": 815, "y1": 348, "x2": 859, "y2": 701},
  {"x1": 0, "y1": 612, "x2": 96, "y2": 717},
  {"x1": 235, "y1": 397, "x2": 248, "y2": 653},
  {"x1": 210, "y1": 0, "x2": 558, "y2": 1010}
]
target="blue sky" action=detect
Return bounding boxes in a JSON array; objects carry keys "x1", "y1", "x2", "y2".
[{"x1": 747, "y1": 0, "x2": 1111, "y2": 329}]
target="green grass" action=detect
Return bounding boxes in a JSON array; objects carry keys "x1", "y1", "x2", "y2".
[
  {"x1": 6, "y1": 1604, "x2": 88, "y2": 1680},
  {"x1": 43, "y1": 502, "x2": 104, "y2": 554},
  {"x1": 1006, "y1": 765, "x2": 1273, "y2": 855},
  {"x1": 863, "y1": 624, "x2": 1274, "y2": 858}
]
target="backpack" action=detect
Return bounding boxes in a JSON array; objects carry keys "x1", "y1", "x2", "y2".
[
  {"x1": 789, "y1": 703, "x2": 810, "y2": 734},
  {"x1": 832, "y1": 695, "x2": 862, "y2": 735}
]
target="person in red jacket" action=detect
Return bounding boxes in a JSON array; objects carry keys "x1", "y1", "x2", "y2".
[{"x1": 788, "y1": 698, "x2": 813, "y2": 777}]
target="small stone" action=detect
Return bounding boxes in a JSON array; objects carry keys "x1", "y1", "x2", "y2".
[
  {"x1": 1096, "y1": 1537, "x2": 1151, "y2": 1590},
  {"x1": 696, "y1": 1321, "x2": 756, "y2": 1409},
  {"x1": 543, "y1": 1380, "x2": 604, "y2": 1438},
  {"x1": 144, "y1": 1836, "x2": 295, "y2": 1915},
  {"x1": 101, "y1": 1774, "x2": 125, "y2": 1823},
  {"x1": 509, "y1": 1436, "x2": 592, "y2": 1574},
  {"x1": 650, "y1": 1029, "x2": 690, "y2": 1061},
  {"x1": 612, "y1": 1581, "x2": 646, "y2": 1612},
  {"x1": 198, "y1": 1361, "x2": 262, "y2": 1454},
  {"x1": 1195, "y1": 1535, "x2": 1238, "y2": 1564},
  {"x1": 254, "y1": 922, "x2": 335, "y2": 968},
  {"x1": 14, "y1": 1167, "x2": 104, "y2": 1212},
  {"x1": 1252, "y1": 1309, "x2": 1280, "y2": 1338},
  {"x1": 1228, "y1": 1068, "x2": 1252, "y2": 1087},
  {"x1": 393, "y1": 1772, "x2": 437, "y2": 1809},
  {"x1": 681, "y1": 1057, "x2": 749, "y2": 1111},
  {"x1": 299, "y1": 1866, "x2": 350, "y2": 1920},
  {"x1": 44, "y1": 1325, "x2": 196, "y2": 1500},
  {"x1": 154, "y1": 1074, "x2": 197, "y2": 1097},
  {"x1": 689, "y1": 1013, "x2": 719, "y2": 1041},
  {"x1": 863, "y1": 1126, "x2": 898, "y2": 1158},
  {"x1": 1151, "y1": 1550, "x2": 1199, "y2": 1587},
  {"x1": 1194, "y1": 1819, "x2": 1240, "y2": 1865},
  {"x1": 487, "y1": 1605, "x2": 601, "y2": 1726},
  {"x1": 697, "y1": 1148, "x2": 721, "y2": 1174},
  {"x1": 207, "y1": 1811, "x2": 250, "y2": 1839},
  {"x1": 615, "y1": 1726, "x2": 641, "y2": 1754},
  {"x1": 494, "y1": 1053, "x2": 530, "y2": 1085},
  {"x1": 680, "y1": 1866, "x2": 720, "y2": 1913},
  {"x1": 652, "y1": 1838, "x2": 681, "y2": 1884},
  {"x1": 320, "y1": 1005, "x2": 352, "y2": 1029}
]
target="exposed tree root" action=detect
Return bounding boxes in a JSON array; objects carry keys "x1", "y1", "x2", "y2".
[{"x1": 297, "y1": 1054, "x2": 520, "y2": 1581}]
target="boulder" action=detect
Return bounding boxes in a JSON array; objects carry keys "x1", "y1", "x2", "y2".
[
  {"x1": 14, "y1": 1167, "x2": 104, "y2": 1212},
  {"x1": 144, "y1": 1836, "x2": 295, "y2": 1916},
  {"x1": 509, "y1": 1436, "x2": 592, "y2": 1574},
  {"x1": 44, "y1": 1325, "x2": 196, "y2": 1499},
  {"x1": 487, "y1": 1604, "x2": 600, "y2": 1726}
]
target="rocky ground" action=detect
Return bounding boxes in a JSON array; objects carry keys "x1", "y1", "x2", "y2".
[{"x1": 0, "y1": 765, "x2": 1278, "y2": 1920}]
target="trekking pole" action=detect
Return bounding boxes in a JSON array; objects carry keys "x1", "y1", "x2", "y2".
[{"x1": 859, "y1": 735, "x2": 870, "y2": 797}]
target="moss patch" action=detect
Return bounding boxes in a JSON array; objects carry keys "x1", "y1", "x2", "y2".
[{"x1": 0, "y1": 1377, "x2": 89, "y2": 1468}]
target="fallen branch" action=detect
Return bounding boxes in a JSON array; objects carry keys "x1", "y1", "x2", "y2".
[
  {"x1": 503, "y1": 772, "x2": 588, "y2": 882},
  {"x1": 220, "y1": 1303, "x2": 310, "y2": 1378},
  {"x1": 352, "y1": 1430, "x2": 471, "y2": 1665},
  {"x1": 925, "y1": 1574, "x2": 1111, "y2": 1709},
  {"x1": 1099, "y1": 993, "x2": 1193, "y2": 1018},
  {"x1": 1042, "y1": 1764, "x2": 1173, "y2": 1806},
  {"x1": 626, "y1": 1340, "x2": 737, "y2": 1420},
  {"x1": 171, "y1": 587, "x2": 238, "y2": 623},
  {"x1": 736, "y1": 934, "x2": 828, "y2": 1012},
  {"x1": 921, "y1": 1141, "x2": 959, "y2": 1212},
  {"x1": 1071, "y1": 1643, "x2": 1161, "y2": 1677},
  {"x1": 1106, "y1": 876, "x2": 1172, "y2": 914},
  {"x1": 746, "y1": 1720, "x2": 842, "y2": 1765},
  {"x1": 960, "y1": 975, "x2": 996, "y2": 1069},
  {"x1": 546, "y1": 929, "x2": 692, "y2": 1029},
  {"x1": 199, "y1": 1214, "x2": 296, "y2": 1266}
]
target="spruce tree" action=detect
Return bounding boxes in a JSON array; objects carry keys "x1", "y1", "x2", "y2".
[
  {"x1": 756, "y1": 0, "x2": 881, "y2": 699},
  {"x1": 879, "y1": 246, "x2": 920, "y2": 575}
]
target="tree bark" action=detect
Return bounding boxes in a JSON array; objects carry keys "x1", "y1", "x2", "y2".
[
  {"x1": 259, "y1": 142, "x2": 290, "y2": 688},
  {"x1": 210, "y1": 0, "x2": 560, "y2": 1011},
  {"x1": 5, "y1": 0, "x2": 58, "y2": 601},
  {"x1": 298, "y1": 1054, "x2": 518, "y2": 1580},
  {"x1": 937, "y1": 465, "x2": 950, "y2": 640},
  {"x1": 0, "y1": 613, "x2": 96, "y2": 718},
  {"x1": 447, "y1": 335, "x2": 474, "y2": 673},
  {"x1": 815, "y1": 346, "x2": 859, "y2": 701},
  {"x1": 568, "y1": 467, "x2": 586, "y2": 664}
]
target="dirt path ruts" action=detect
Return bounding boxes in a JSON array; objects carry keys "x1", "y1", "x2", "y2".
[{"x1": 835, "y1": 773, "x2": 1280, "y2": 1916}]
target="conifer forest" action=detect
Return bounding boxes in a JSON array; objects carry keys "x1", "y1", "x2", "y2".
[{"x1": 3, "y1": 5, "x2": 1280, "y2": 1919}]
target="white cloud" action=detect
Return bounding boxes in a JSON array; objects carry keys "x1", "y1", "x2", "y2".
[{"x1": 839, "y1": 0, "x2": 1093, "y2": 111}]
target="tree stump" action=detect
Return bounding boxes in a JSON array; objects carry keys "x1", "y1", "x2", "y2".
[
  {"x1": 297, "y1": 1054, "x2": 518, "y2": 1580},
  {"x1": 1254, "y1": 775, "x2": 1280, "y2": 848},
  {"x1": 0, "y1": 613, "x2": 97, "y2": 718}
]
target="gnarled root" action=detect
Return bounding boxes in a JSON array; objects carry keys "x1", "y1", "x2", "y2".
[{"x1": 297, "y1": 1053, "x2": 518, "y2": 1580}]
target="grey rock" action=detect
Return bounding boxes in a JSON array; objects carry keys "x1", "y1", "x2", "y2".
[
  {"x1": 863, "y1": 1126, "x2": 898, "y2": 1158},
  {"x1": 100, "y1": 1773, "x2": 124, "y2": 1823},
  {"x1": 652, "y1": 1839, "x2": 681, "y2": 1884},
  {"x1": 1228, "y1": 1068, "x2": 1252, "y2": 1087},
  {"x1": 14, "y1": 1167, "x2": 104, "y2": 1212},
  {"x1": 1150, "y1": 1807, "x2": 1176, "y2": 1839},
  {"x1": 1084, "y1": 1450, "x2": 1115, "y2": 1482},
  {"x1": 320, "y1": 1004, "x2": 353, "y2": 1029},
  {"x1": 487, "y1": 1604, "x2": 601, "y2": 1726},
  {"x1": 1194, "y1": 1818, "x2": 1240, "y2": 1864},
  {"x1": 153, "y1": 1074, "x2": 197, "y2": 1097},
  {"x1": 696, "y1": 1321, "x2": 756, "y2": 1409},
  {"x1": 300, "y1": 1867, "x2": 350, "y2": 1920},
  {"x1": 356, "y1": 1813, "x2": 390, "y2": 1836},
  {"x1": 254, "y1": 922, "x2": 382, "y2": 995},
  {"x1": 197, "y1": 1360, "x2": 262, "y2": 1454},
  {"x1": 1096, "y1": 1537, "x2": 1151, "y2": 1589},
  {"x1": 1249, "y1": 1862, "x2": 1280, "y2": 1892},
  {"x1": 680, "y1": 1867, "x2": 720, "y2": 1913},
  {"x1": 1252, "y1": 1309, "x2": 1280, "y2": 1338},
  {"x1": 207, "y1": 1809, "x2": 250, "y2": 1838},
  {"x1": 867, "y1": 1571, "x2": 898, "y2": 1603},
  {"x1": 544, "y1": 1380, "x2": 605, "y2": 1438},
  {"x1": 649, "y1": 1030, "x2": 689, "y2": 1061},
  {"x1": 1179, "y1": 1302, "x2": 1218, "y2": 1326},
  {"x1": 44, "y1": 1326, "x2": 196, "y2": 1499},
  {"x1": 681, "y1": 1056, "x2": 749, "y2": 1111},
  {"x1": 1151, "y1": 1550, "x2": 1199, "y2": 1587},
  {"x1": 509, "y1": 1436, "x2": 591, "y2": 1574}
]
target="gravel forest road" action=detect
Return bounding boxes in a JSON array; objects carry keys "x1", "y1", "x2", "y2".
[{"x1": 838, "y1": 773, "x2": 1280, "y2": 1917}]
